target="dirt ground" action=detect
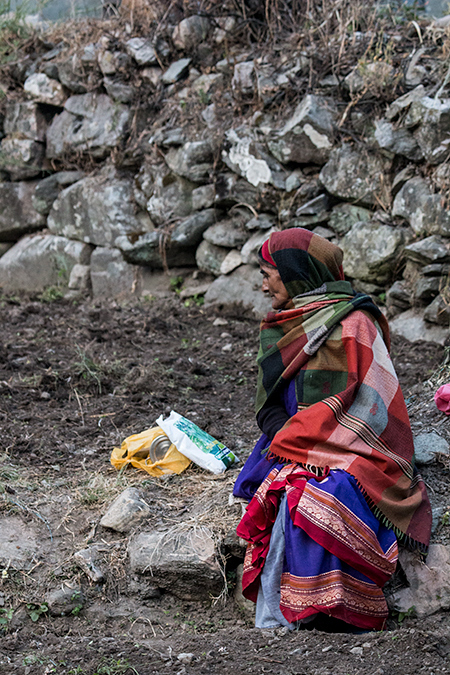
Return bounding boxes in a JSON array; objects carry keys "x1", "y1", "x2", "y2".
[{"x1": 1, "y1": 292, "x2": 450, "y2": 675}]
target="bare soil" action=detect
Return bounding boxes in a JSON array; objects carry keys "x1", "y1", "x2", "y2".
[{"x1": 1, "y1": 293, "x2": 450, "y2": 675}]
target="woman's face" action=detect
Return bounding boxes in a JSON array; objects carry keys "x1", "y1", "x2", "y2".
[{"x1": 260, "y1": 263, "x2": 291, "y2": 310}]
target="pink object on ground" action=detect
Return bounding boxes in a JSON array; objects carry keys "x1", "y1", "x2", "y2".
[{"x1": 434, "y1": 384, "x2": 450, "y2": 414}]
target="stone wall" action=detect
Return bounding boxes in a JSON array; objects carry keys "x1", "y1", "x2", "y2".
[{"x1": 1, "y1": 5, "x2": 450, "y2": 342}]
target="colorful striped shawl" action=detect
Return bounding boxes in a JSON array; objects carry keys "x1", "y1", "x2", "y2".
[{"x1": 256, "y1": 299, "x2": 431, "y2": 549}]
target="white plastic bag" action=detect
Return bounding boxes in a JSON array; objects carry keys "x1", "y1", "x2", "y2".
[{"x1": 156, "y1": 410, "x2": 238, "y2": 474}]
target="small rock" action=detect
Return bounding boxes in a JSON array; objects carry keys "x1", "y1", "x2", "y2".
[
  {"x1": 100, "y1": 487, "x2": 151, "y2": 533},
  {"x1": 24, "y1": 72, "x2": 66, "y2": 106},
  {"x1": 125, "y1": 38, "x2": 158, "y2": 66},
  {"x1": 73, "y1": 547, "x2": 105, "y2": 584},
  {"x1": 162, "y1": 59, "x2": 191, "y2": 85},
  {"x1": 177, "y1": 653, "x2": 194, "y2": 665},
  {"x1": 350, "y1": 647, "x2": 364, "y2": 656},
  {"x1": 46, "y1": 584, "x2": 84, "y2": 617}
]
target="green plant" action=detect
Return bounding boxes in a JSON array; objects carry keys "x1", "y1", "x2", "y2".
[
  {"x1": 170, "y1": 275, "x2": 184, "y2": 294},
  {"x1": 27, "y1": 602, "x2": 48, "y2": 622},
  {"x1": 0, "y1": 607, "x2": 13, "y2": 627},
  {"x1": 184, "y1": 293, "x2": 205, "y2": 307},
  {"x1": 39, "y1": 286, "x2": 64, "y2": 303}
]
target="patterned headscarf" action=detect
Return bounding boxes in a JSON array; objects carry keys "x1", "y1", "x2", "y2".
[{"x1": 260, "y1": 228, "x2": 345, "y2": 298}]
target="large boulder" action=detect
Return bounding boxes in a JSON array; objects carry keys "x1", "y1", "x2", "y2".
[
  {"x1": 118, "y1": 209, "x2": 218, "y2": 268},
  {"x1": 172, "y1": 15, "x2": 211, "y2": 50},
  {"x1": 0, "y1": 234, "x2": 91, "y2": 293},
  {"x1": 204, "y1": 264, "x2": 271, "y2": 316},
  {"x1": 90, "y1": 247, "x2": 140, "y2": 299},
  {"x1": 389, "y1": 308, "x2": 449, "y2": 344},
  {"x1": 406, "y1": 96, "x2": 450, "y2": 164},
  {"x1": 340, "y1": 221, "x2": 406, "y2": 283},
  {"x1": 0, "y1": 137, "x2": 45, "y2": 180},
  {"x1": 165, "y1": 140, "x2": 215, "y2": 184},
  {"x1": 128, "y1": 527, "x2": 223, "y2": 600},
  {"x1": 46, "y1": 93, "x2": 130, "y2": 160},
  {"x1": 0, "y1": 181, "x2": 46, "y2": 240},
  {"x1": 4, "y1": 100, "x2": 47, "y2": 141},
  {"x1": 23, "y1": 72, "x2": 66, "y2": 106},
  {"x1": 320, "y1": 144, "x2": 392, "y2": 208},
  {"x1": 373, "y1": 119, "x2": 422, "y2": 161},
  {"x1": 392, "y1": 177, "x2": 450, "y2": 237},
  {"x1": 48, "y1": 170, "x2": 149, "y2": 247},
  {"x1": 388, "y1": 545, "x2": 450, "y2": 618},
  {"x1": 222, "y1": 129, "x2": 286, "y2": 189},
  {"x1": 268, "y1": 95, "x2": 337, "y2": 165}
]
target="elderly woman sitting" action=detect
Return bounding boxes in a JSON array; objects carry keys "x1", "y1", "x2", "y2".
[{"x1": 233, "y1": 228, "x2": 431, "y2": 633}]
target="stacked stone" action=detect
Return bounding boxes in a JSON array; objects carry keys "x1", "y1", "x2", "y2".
[{"x1": 0, "y1": 12, "x2": 450, "y2": 340}]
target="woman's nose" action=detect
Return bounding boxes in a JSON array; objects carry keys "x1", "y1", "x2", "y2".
[{"x1": 262, "y1": 278, "x2": 269, "y2": 292}]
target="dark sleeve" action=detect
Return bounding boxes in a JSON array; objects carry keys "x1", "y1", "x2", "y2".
[{"x1": 256, "y1": 393, "x2": 290, "y2": 441}]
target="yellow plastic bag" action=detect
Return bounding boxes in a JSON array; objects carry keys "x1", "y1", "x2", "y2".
[{"x1": 110, "y1": 426, "x2": 191, "y2": 477}]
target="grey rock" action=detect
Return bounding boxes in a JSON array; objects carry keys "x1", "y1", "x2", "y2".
[
  {"x1": 0, "y1": 234, "x2": 91, "y2": 293},
  {"x1": 373, "y1": 119, "x2": 422, "y2": 161},
  {"x1": 340, "y1": 221, "x2": 405, "y2": 283},
  {"x1": 0, "y1": 137, "x2": 44, "y2": 180},
  {"x1": 162, "y1": 59, "x2": 191, "y2": 85},
  {"x1": 196, "y1": 239, "x2": 229, "y2": 276},
  {"x1": 46, "y1": 584, "x2": 84, "y2": 617},
  {"x1": 424, "y1": 294, "x2": 450, "y2": 326},
  {"x1": 328, "y1": 203, "x2": 372, "y2": 236},
  {"x1": 57, "y1": 56, "x2": 88, "y2": 94},
  {"x1": 24, "y1": 72, "x2": 65, "y2": 106},
  {"x1": 245, "y1": 213, "x2": 276, "y2": 231},
  {"x1": 147, "y1": 175, "x2": 195, "y2": 225},
  {"x1": 192, "y1": 184, "x2": 215, "y2": 211},
  {"x1": 404, "y1": 236, "x2": 450, "y2": 265},
  {"x1": 204, "y1": 264, "x2": 271, "y2": 317},
  {"x1": 151, "y1": 127, "x2": 187, "y2": 147},
  {"x1": 392, "y1": 165, "x2": 416, "y2": 197},
  {"x1": 165, "y1": 141, "x2": 215, "y2": 184},
  {"x1": 220, "y1": 249, "x2": 242, "y2": 275},
  {"x1": 0, "y1": 515, "x2": 39, "y2": 569},
  {"x1": 100, "y1": 487, "x2": 151, "y2": 533},
  {"x1": 214, "y1": 172, "x2": 275, "y2": 211},
  {"x1": 241, "y1": 228, "x2": 277, "y2": 266},
  {"x1": 125, "y1": 38, "x2": 158, "y2": 66},
  {"x1": 4, "y1": 100, "x2": 47, "y2": 141},
  {"x1": 172, "y1": 15, "x2": 210, "y2": 50},
  {"x1": 98, "y1": 50, "x2": 130, "y2": 76},
  {"x1": 191, "y1": 73, "x2": 223, "y2": 95},
  {"x1": 103, "y1": 77, "x2": 134, "y2": 104},
  {"x1": 128, "y1": 527, "x2": 223, "y2": 600},
  {"x1": 0, "y1": 243, "x2": 13, "y2": 257},
  {"x1": 414, "y1": 432, "x2": 450, "y2": 466},
  {"x1": 223, "y1": 129, "x2": 286, "y2": 189},
  {"x1": 423, "y1": 262, "x2": 450, "y2": 277},
  {"x1": 386, "y1": 280, "x2": 412, "y2": 310},
  {"x1": 232, "y1": 61, "x2": 254, "y2": 96},
  {"x1": 203, "y1": 217, "x2": 249, "y2": 248},
  {"x1": 414, "y1": 276, "x2": 440, "y2": 303},
  {"x1": 392, "y1": 177, "x2": 450, "y2": 236},
  {"x1": 389, "y1": 308, "x2": 449, "y2": 345},
  {"x1": 48, "y1": 170, "x2": 147, "y2": 247},
  {"x1": 268, "y1": 95, "x2": 337, "y2": 165},
  {"x1": 46, "y1": 94, "x2": 130, "y2": 160},
  {"x1": 389, "y1": 545, "x2": 450, "y2": 618},
  {"x1": 68, "y1": 263, "x2": 90, "y2": 292},
  {"x1": 119, "y1": 210, "x2": 217, "y2": 268},
  {"x1": 344, "y1": 61, "x2": 395, "y2": 96},
  {"x1": 407, "y1": 97, "x2": 450, "y2": 164},
  {"x1": 0, "y1": 181, "x2": 46, "y2": 240},
  {"x1": 90, "y1": 247, "x2": 140, "y2": 299},
  {"x1": 233, "y1": 564, "x2": 255, "y2": 619},
  {"x1": 32, "y1": 171, "x2": 85, "y2": 215},
  {"x1": 74, "y1": 546, "x2": 106, "y2": 584},
  {"x1": 385, "y1": 85, "x2": 426, "y2": 120},
  {"x1": 319, "y1": 144, "x2": 392, "y2": 207}
]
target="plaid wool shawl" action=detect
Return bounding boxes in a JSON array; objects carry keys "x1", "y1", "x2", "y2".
[{"x1": 256, "y1": 229, "x2": 431, "y2": 548}]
